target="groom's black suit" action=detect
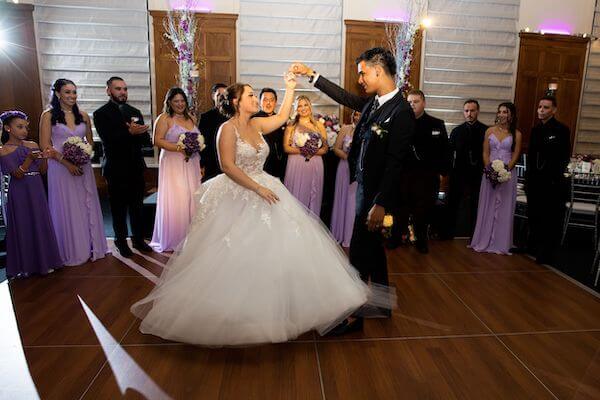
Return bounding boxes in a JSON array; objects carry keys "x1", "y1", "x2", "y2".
[{"x1": 314, "y1": 76, "x2": 415, "y2": 285}]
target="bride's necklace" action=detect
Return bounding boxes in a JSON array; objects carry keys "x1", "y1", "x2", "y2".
[{"x1": 61, "y1": 108, "x2": 73, "y2": 114}]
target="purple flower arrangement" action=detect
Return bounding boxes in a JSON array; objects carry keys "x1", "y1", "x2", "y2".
[
  {"x1": 177, "y1": 131, "x2": 206, "y2": 162},
  {"x1": 62, "y1": 136, "x2": 93, "y2": 166},
  {"x1": 295, "y1": 131, "x2": 322, "y2": 162}
]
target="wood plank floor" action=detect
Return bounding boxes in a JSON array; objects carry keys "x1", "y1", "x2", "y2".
[{"x1": 1, "y1": 239, "x2": 600, "y2": 400}]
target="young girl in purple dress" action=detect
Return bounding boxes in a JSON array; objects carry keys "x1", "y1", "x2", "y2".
[{"x1": 0, "y1": 111, "x2": 63, "y2": 278}]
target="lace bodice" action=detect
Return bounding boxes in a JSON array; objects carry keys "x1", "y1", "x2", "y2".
[{"x1": 226, "y1": 125, "x2": 270, "y2": 176}]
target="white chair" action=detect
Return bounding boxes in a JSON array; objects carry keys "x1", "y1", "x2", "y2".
[{"x1": 561, "y1": 173, "x2": 600, "y2": 247}]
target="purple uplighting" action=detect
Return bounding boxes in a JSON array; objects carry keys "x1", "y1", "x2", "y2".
[
  {"x1": 373, "y1": 8, "x2": 409, "y2": 23},
  {"x1": 539, "y1": 19, "x2": 572, "y2": 35},
  {"x1": 169, "y1": 0, "x2": 211, "y2": 12}
]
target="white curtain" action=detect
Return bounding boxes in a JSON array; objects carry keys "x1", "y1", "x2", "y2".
[
  {"x1": 577, "y1": 1, "x2": 600, "y2": 155},
  {"x1": 423, "y1": 0, "x2": 520, "y2": 128},
  {"x1": 238, "y1": 0, "x2": 343, "y2": 116},
  {"x1": 33, "y1": 0, "x2": 152, "y2": 138}
]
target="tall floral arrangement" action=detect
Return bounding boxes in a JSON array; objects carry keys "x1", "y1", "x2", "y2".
[
  {"x1": 165, "y1": 0, "x2": 201, "y2": 113},
  {"x1": 385, "y1": 0, "x2": 427, "y2": 94}
]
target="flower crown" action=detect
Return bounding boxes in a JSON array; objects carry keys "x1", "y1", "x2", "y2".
[{"x1": 0, "y1": 110, "x2": 28, "y2": 124}]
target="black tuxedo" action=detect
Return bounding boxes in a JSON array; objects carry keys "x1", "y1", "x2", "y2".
[
  {"x1": 93, "y1": 101, "x2": 149, "y2": 243},
  {"x1": 446, "y1": 120, "x2": 488, "y2": 238},
  {"x1": 253, "y1": 110, "x2": 287, "y2": 181},
  {"x1": 198, "y1": 107, "x2": 228, "y2": 181},
  {"x1": 315, "y1": 76, "x2": 415, "y2": 286},
  {"x1": 525, "y1": 117, "x2": 571, "y2": 262},
  {"x1": 396, "y1": 112, "x2": 449, "y2": 244}
]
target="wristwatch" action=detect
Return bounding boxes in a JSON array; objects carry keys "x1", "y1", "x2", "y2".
[{"x1": 308, "y1": 70, "x2": 317, "y2": 84}]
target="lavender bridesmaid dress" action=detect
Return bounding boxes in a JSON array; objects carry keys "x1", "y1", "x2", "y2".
[
  {"x1": 47, "y1": 123, "x2": 108, "y2": 266},
  {"x1": 330, "y1": 131, "x2": 357, "y2": 247},
  {"x1": 284, "y1": 126, "x2": 324, "y2": 215},
  {"x1": 0, "y1": 145, "x2": 63, "y2": 278},
  {"x1": 470, "y1": 134, "x2": 517, "y2": 254},
  {"x1": 150, "y1": 124, "x2": 202, "y2": 252}
]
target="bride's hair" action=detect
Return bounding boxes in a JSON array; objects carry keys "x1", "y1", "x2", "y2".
[
  {"x1": 290, "y1": 95, "x2": 318, "y2": 130},
  {"x1": 217, "y1": 83, "x2": 250, "y2": 118}
]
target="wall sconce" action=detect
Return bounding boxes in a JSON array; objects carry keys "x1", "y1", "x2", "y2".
[{"x1": 546, "y1": 82, "x2": 558, "y2": 96}]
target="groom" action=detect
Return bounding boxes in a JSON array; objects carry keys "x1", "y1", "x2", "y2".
[{"x1": 292, "y1": 47, "x2": 415, "y2": 331}]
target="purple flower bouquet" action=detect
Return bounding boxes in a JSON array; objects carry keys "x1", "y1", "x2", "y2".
[
  {"x1": 177, "y1": 131, "x2": 206, "y2": 162},
  {"x1": 62, "y1": 136, "x2": 93, "y2": 166},
  {"x1": 295, "y1": 131, "x2": 323, "y2": 162}
]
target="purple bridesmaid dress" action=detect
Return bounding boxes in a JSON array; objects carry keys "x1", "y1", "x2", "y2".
[
  {"x1": 150, "y1": 124, "x2": 202, "y2": 252},
  {"x1": 330, "y1": 131, "x2": 357, "y2": 247},
  {"x1": 0, "y1": 145, "x2": 63, "y2": 278},
  {"x1": 284, "y1": 126, "x2": 324, "y2": 215},
  {"x1": 470, "y1": 134, "x2": 517, "y2": 254},
  {"x1": 47, "y1": 123, "x2": 109, "y2": 266}
]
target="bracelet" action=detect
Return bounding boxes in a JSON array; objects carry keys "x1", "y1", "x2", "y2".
[
  {"x1": 58, "y1": 153, "x2": 64, "y2": 161},
  {"x1": 18, "y1": 166, "x2": 27, "y2": 173}
]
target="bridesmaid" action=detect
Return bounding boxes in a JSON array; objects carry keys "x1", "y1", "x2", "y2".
[
  {"x1": 150, "y1": 87, "x2": 202, "y2": 252},
  {"x1": 330, "y1": 110, "x2": 360, "y2": 248},
  {"x1": 470, "y1": 102, "x2": 522, "y2": 255},
  {"x1": 40, "y1": 79, "x2": 109, "y2": 266},
  {"x1": 0, "y1": 110, "x2": 63, "y2": 278},
  {"x1": 283, "y1": 96, "x2": 327, "y2": 214}
]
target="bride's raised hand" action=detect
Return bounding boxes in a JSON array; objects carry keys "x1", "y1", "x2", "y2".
[
  {"x1": 290, "y1": 62, "x2": 310, "y2": 76},
  {"x1": 284, "y1": 71, "x2": 297, "y2": 90}
]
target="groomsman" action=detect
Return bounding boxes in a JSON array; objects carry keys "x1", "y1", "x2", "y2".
[
  {"x1": 526, "y1": 96, "x2": 571, "y2": 264},
  {"x1": 445, "y1": 99, "x2": 488, "y2": 238},
  {"x1": 391, "y1": 90, "x2": 449, "y2": 253},
  {"x1": 292, "y1": 47, "x2": 416, "y2": 332},
  {"x1": 94, "y1": 76, "x2": 153, "y2": 257},
  {"x1": 199, "y1": 83, "x2": 228, "y2": 181},
  {"x1": 253, "y1": 88, "x2": 287, "y2": 181}
]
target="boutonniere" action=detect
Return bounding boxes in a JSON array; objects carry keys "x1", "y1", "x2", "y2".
[{"x1": 371, "y1": 122, "x2": 388, "y2": 138}]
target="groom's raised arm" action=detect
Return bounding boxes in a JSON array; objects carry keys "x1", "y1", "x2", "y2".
[{"x1": 313, "y1": 75, "x2": 369, "y2": 112}]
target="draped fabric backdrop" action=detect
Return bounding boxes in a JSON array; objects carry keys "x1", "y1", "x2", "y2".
[
  {"x1": 577, "y1": 1, "x2": 600, "y2": 155},
  {"x1": 423, "y1": 0, "x2": 520, "y2": 128},
  {"x1": 33, "y1": 0, "x2": 152, "y2": 140}
]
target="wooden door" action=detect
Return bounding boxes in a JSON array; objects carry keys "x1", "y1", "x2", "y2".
[
  {"x1": 514, "y1": 32, "x2": 589, "y2": 152},
  {"x1": 150, "y1": 12, "x2": 237, "y2": 117},
  {"x1": 0, "y1": 3, "x2": 43, "y2": 141}
]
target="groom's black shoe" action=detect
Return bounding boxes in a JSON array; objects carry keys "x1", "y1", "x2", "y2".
[
  {"x1": 327, "y1": 318, "x2": 363, "y2": 336},
  {"x1": 114, "y1": 240, "x2": 134, "y2": 258},
  {"x1": 132, "y1": 240, "x2": 153, "y2": 253}
]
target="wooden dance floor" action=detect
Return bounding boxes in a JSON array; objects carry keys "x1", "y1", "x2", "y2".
[{"x1": 2, "y1": 239, "x2": 600, "y2": 399}]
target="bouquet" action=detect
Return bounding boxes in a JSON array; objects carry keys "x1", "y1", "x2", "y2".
[
  {"x1": 62, "y1": 136, "x2": 93, "y2": 166},
  {"x1": 295, "y1": 131, "x2": 322, "y2": 162},
  {"x1": 177, "y1": 131, "x2": 206, "y2": 162},
  {"x1": 485, "y1": 159, "x2": 511, "y2": 188},
  {"x1": 316, "y1": 114, "x2": 341, "y2": 149}
]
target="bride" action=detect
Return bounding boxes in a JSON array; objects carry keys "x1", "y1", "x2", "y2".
[{"x1": 131, "y1": 72, "x2": 388, "y2": 346}]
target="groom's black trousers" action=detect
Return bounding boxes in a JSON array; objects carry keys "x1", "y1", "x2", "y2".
[{"x1": 349, "y1": 212, "x2": 389, "y2": 286}]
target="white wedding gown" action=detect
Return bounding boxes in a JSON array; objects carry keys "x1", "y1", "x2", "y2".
[{"x1": 131, "y1": 125, "x2": 381, "y2": 346}]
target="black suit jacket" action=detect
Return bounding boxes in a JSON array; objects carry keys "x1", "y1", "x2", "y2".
[
  {"x1": 526, "y1": 117, "x2": 571, "y2": 185},
  {"x1": 253, "y1": 110, "x2": 287, "y2": 178},
  {"x1": 198, "y1": 107, "x2": 228, "y2": 181},
  {"x1": 314, "y1": 76, "x2": 415, "y2": 214},
  {"x1": 449, "y1": 120, "x2": 488, "y2": 181},
  {"x1": 410, "y1": 112, "x2": 450, "y2": 175},
  {"x1": 93, "y1": 101, "x2": 149, "y2": 179}
]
